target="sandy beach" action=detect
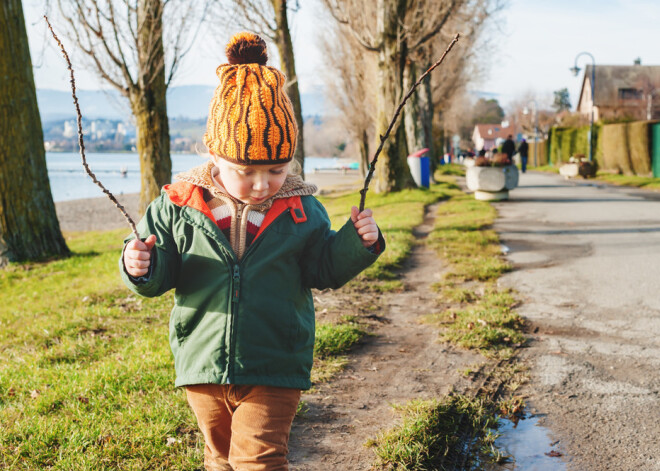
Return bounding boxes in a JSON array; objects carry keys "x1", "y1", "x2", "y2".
[{"x1": 55, "y1": 169, "x2": 363, "y2": 232}]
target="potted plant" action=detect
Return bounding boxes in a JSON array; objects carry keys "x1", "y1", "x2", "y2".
[
  {"x1": 559, "y1": 154, "x2": 597, "y2": 179},
  {"x1": 466, "y1": 153, "x2": 519, "y2": 201}
]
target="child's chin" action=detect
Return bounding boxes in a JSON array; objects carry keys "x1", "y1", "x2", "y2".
[{"x1": 247, "y1": 196, "x2": 267, "y2": 204}]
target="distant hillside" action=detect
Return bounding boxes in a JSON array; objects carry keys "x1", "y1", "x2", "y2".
[{"x1": 37, "y1": 86, "x2": 327, "y2": 123}]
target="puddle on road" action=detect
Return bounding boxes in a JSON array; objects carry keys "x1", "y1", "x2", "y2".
[{"x1": 490, "y1": 412, "x2": 567, "y2": 470}]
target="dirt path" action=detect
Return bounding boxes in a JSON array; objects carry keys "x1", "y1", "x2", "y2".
[{"x1": 288, "y1": 202, "x2": 483, "y2": 470}]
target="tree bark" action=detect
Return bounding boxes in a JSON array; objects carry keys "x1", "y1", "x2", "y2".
[
  {"x1": 359, "y1": 129, "x2": 370, "y2": 178},
  {"x1": 404, "y1": 58, "x2": 436, "y2": 176},
  {"x1": 134, "y1": 0, "x2": 171, "y2": 213},
  {"x1": 403, "y1": 60, "x2": 424, "y2": 160},
  {"x1": 374, "y1": 0, "x2": 414, "y2": 193},
  {"x1": 0, "y1": 0, "x2": 69, "y2": 266},
  {"x1": 271, "y1": 0, "x2": 305, "y2": 179}
]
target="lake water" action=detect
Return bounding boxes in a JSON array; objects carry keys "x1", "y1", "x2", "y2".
[{"x1": 46, "y1": 152, "x2": 350, "y2": 202}]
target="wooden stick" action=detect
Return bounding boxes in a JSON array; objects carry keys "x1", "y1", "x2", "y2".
[
  {"x1": 44, "y1": 15, "x2": 141, "y2": 241},
  {"x1": 359, "y1": 33, "x2": 460, "y2": 212}
]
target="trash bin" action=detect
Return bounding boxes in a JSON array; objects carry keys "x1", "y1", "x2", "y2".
[{"x1": 407, "y1": 149, "x2": 430, "y2": 188}]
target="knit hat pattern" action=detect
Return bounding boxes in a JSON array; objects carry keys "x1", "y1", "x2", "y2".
[{"x1": 203, "y1": 32, "x2": 298, "y2": 165}]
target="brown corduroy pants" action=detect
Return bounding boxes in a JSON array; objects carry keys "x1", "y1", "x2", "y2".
[{"x1": 185, "y1": 384, "x2": 301, "y2": 471}]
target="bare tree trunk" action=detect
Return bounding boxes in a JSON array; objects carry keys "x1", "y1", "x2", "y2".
[
  {"x1": 409, "y1": 56, "x2": 437, "y2": 175},
  {"x1": 0, "y1": 0, "x2": 69, "y2": 266},
  {"x1": 403, "y1": 60, "x2": 425, "y2": 160},
  {"x1": 374, "y1": 0, "x2": 414, "y2": 193},
  {"x1": 131, "y1": 90, "x2": 170, "y2": 213},
  {"x1": 134, "y1": 0, "x2": 171, "y2": 213},
  {"x1": 419, "y1": 63, "x2": 436, "y2": 173},
  {"x1": 271, "y1": 0, "x2": 305, "y2": 179}
]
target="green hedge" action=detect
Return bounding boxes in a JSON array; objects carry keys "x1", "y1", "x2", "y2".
[
  {"x1": 528, "y1": 140, "x2": 547, "y2": 166},
  {"x1": 628, "y1": 121, "x2": 653, "y2": 175},
  {"x1": 601, "y1": 123, "x2": 631, "y2": 173},
  {"x1": 549, "y1": 120, "x2": 658, "y2": 175},
  {"x1": 548, "y1": 126, "x2": 592, "y2": 164}
]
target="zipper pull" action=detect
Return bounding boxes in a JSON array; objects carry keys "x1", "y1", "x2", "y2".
[{"x1": 232, "y1": 265, "x2": 240, "y2": 303}]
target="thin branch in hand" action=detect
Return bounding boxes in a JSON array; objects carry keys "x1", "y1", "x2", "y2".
[
  {"x1": 359, "y1": 33, "x2": 460, "y2": 212},
  {"x1": 44, "y1": 15, "x2": 141, "y2": 241}
]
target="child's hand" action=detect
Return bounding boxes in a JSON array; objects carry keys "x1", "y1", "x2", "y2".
[
  {"x1": 351, "y1": 206, "x2": 379, "y2": 248},
  {"x1": 123, "y1": 234, "x2": 157, "y2": 277}
]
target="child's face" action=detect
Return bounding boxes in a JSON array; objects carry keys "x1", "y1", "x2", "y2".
[{"x1": 212, "y1": 156, "x2": 290, "y2": 205}]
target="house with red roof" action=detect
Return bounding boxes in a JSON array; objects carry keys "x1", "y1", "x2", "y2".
[{"x1": 472, "y1": 122, "x2": 517, "y2": 151}]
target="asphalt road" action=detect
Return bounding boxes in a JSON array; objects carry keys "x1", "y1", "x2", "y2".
[{"x1": 493, "y1": 171, "x2": 660, "y2": 471}]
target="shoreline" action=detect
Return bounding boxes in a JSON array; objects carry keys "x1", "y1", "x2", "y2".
[{"x1": 55, "y1": 170, "x2": 362, "y2": 232}]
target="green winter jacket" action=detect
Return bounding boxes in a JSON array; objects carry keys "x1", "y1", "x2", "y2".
[{"x1": 120, "y1": 180, "x2": 384, "y2": 390}]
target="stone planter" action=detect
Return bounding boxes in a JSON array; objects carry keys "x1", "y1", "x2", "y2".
[
  {"x1": 466, "y1": 165, "x2": 519, "y2": 201},
  {"x1": 559, "y1": 162, "x2": 580, "y2": 179}
]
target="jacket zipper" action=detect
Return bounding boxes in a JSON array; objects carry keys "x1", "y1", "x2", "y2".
[
  {"x1": 227, "y1": 264, "x2": 240, "y2": 384},
  {"x1": 225, "y1": 209, "x2": 290, "y2": 383}
]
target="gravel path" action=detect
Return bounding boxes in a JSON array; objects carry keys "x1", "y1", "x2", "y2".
[{"x1": 495, "y1": 172, "x2": 660, "y2": 471}]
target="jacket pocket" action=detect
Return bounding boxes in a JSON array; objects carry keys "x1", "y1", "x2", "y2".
[{"x1": 173, "y1": 298, "x2": 205, "y2": 344}]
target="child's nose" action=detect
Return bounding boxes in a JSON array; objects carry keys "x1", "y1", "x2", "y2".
[{"x1": 253, "y1": 174, "x2": 269, "y2": 190}]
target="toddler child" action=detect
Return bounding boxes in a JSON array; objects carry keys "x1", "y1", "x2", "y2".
[{"x1": 120, "y1": 32, "x2": 384, "y2": 471}]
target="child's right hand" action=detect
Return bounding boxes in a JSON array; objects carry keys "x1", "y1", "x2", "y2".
[{"x1": 123, "y1": 234, "x2": 157, "y2": 277}]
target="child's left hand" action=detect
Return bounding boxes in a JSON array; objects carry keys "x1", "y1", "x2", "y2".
[{"x1": 351, "y1": 206, "x2": 379, "y2": 248}]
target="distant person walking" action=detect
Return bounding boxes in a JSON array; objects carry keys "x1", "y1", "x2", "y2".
[
  {"x1": 518, "y1": 138, "x2": 529, "y2": 173},
  {"x1": 501, "y1": 135, "x2": 516, "y2": 161}
]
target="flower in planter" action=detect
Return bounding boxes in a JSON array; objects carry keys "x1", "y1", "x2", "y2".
[
  {"x1": 474, "y1": 153, "x2": 512, "y2": 167},
  {"x1": 475, "y1": 156, "x2": 490, "y2": 167},
  {"x1": 492, "y1": 153, "x2": 512, "y2": 167}
]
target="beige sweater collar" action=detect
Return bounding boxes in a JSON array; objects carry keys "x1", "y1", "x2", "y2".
[{"x1": 175, "y1": 161, "x2": 317, "y2": 259}]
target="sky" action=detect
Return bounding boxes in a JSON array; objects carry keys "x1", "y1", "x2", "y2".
[{"x1": 22, "y1": 0, "x2": 660, "y2": 111}]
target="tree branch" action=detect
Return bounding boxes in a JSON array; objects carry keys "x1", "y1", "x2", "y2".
[
  {"x1": 359, "y1": 33, "x2": 460, "y2": 211},
  {"x1": 45, "y1": 16, "x2": 140, "y2": 241}
]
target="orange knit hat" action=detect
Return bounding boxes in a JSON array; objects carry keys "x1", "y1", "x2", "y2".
[{"x1": 203, "y1": 32, "x2": 298, "y2": 165}]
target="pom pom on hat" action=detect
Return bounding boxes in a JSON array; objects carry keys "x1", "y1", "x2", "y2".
[{"x1": 225, "y1": 32, "x2": 268, "y2": 65}]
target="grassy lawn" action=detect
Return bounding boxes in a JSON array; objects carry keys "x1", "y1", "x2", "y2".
[
  {"x1": 531, "y1": 164, "x2": 660, "y2": 190},
  {"x1": 424, "y1": 188, "x2": 525, "y2": 359},
  {"x1": 528, "y1": 164, "x2": 559, "y2": 173},
  {"x1": 593, "y1": 171, "x2": 660, "y2": 190},
  {"x1": 0, "y1": 183, "x2": 455, "y2": 469}
]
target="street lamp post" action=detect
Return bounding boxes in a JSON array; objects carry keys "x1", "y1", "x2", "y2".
[
  {"x1": 523, "y1": 100, "x2": 539, "y2": 167},
  {"x1": 570, "y1": 52, "x2": 596, "y2": 162}
]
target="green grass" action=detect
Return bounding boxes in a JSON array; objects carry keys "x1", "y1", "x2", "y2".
[
  {"x1": 426, "y1": 289, "x2": 525, "y2": 359},
  {"x1": 528, "y1": 164, "x2": 559, "y2": 173},
  {"x1": 314, "y1": 323, "x2": 366, "y2": 359},
  {"x1": 0, "y1": 181, "x2": 456, "y2": 468},
  {"x1": 367, "y1": 395, "x2": 505, "y2": 470},
  {"x1": 424, "y1": 183, "x2": 524, "y2": 359},
  {"x1": 427, "y1": 192, "x2": 510, "y2": 285},
  {"x1": 593, "y1": 171, "x2": 660, "y2": 190},
  {"x1": 318, "y1": 181, "x2": 457, "y2": 287},
  {"x1": 311, "y1": 319, "x2": 367, "y2": 384},
  {"x1": 0, "y1": 230, "x2": 202, "y2": 470},
  {"x1": 0, "y1": 176, "x2": 496, "y2": 468},
  {"x1": 434, "y1": 163, "x2": 466, "y2": 177}
]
